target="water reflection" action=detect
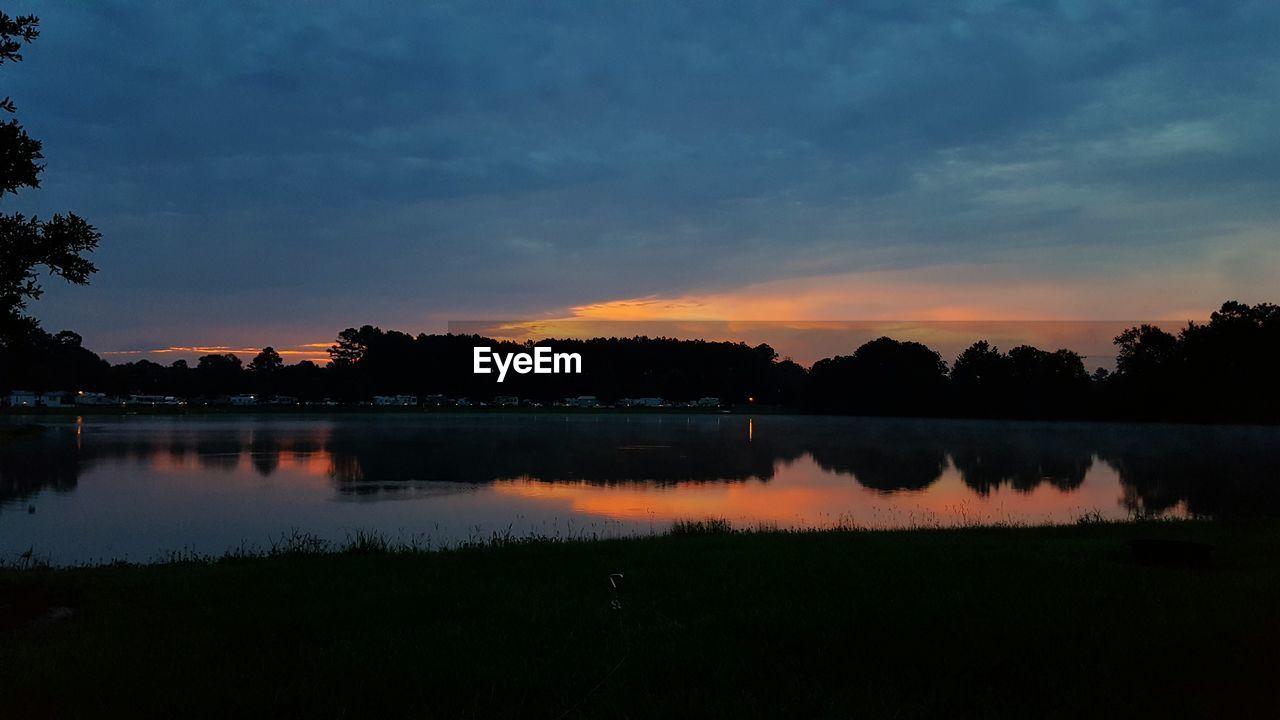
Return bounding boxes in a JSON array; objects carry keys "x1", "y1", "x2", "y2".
[
  {"x1": 2, "y1": 415, "x2": 1279, "y2": 561},
  {"x1": 1098, "y1": 427, "x2": 1280, "y2": 518},
  {"x1": 805, "y1": 425, "x2": 949, "y2": 492},
  {"x1": 4, "y1": 416, "x2": 1280, "y2": 513},
  {"x1": 0, "y1": 440, "x2": 81, "y2": 505},
  {"x1": 949, "y1": 432, "x2": 1094, "y2": 496}
]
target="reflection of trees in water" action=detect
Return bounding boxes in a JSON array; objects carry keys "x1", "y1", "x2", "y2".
[
  {"x1": 1096, "y1": 426, "x2": 1280, "y2": 518},
  {"x1": 799, "y1": 420, "x2": 1093, "y2": 495},
  {"x1": 804, "y1": 423, "x2": 947, "y2": 492},
  {"x1": 947, "y1": 424, "x2": 1094, "y2": 495},
  {"x1": 0, "y1": 424, "x2": 338, "y2": 506},
  {"x1": 814, "y1": 444, "x2": 947, "y2": 492},
  {"x1": 0, "y1": 431, "x2": 82, "y2": 506},
  {"x1": 3, "y1": 419, "x2": 1280, "y2": 518},
  {"x1": 322, "y1": 419, "x2": 792, "y2": 495}
]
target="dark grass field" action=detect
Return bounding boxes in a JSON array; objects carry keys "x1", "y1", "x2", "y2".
[{"x1": 2, "y1": 520, "x2": 1278, "y2": 719}]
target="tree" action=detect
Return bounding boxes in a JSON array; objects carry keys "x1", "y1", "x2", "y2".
[
  {"x1": 1, "y1": 13, "x2": 101, "y2": 345},
  {"x1": 1114, "y1": 324, "x2": 1179, "y2": 378},
  {"x1": 951, "y1": 340, "x2": 1013, "y2": 416},
  {"x1": 195, "y1": 353, "x2": 244, "y2": 396},
  {"x1": 247, "y1": 347, "x2": 285, "y2": 397},
  {"x1": 1176, "y1": 301, "x2": 1280, "y2": 422},
  {"x1": 0, "y1": 322, "x2": 107, "y2": 392},
  {"x1": 248, "y1": 346, "x2": 284, "y2": 374},
  {"x1": 1004, "y1": 345, "x2": 1091, "y2": 418},
  {"x1": 807, "y1": 336, "x2": 948, "y2": 415},
  {"x1": 329, "y1": 325, "x2": 383, "y2": 366}
]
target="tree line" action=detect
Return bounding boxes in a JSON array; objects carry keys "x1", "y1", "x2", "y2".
[{"x1": 1, "y1": 300, "x2": 1278, "y2": 423}]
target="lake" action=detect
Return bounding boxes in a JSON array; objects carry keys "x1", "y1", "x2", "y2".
[{"x1": 2, "y1": 413, "x2": 1279, "y2": 564}]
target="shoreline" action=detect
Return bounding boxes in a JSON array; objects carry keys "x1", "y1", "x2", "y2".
[
  {"x1": 0, "y1": 405, "x2": 769, "y2": 417},
  {"x1": 1, "y1": 515, "x2": 1194, "y2": 570},
  {"x1": 5, "y1": 406, "x2": 1280, "y2": 427}
]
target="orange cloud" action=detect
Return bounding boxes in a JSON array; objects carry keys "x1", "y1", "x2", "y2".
[
  {"x1": 100, "y1": 344, "x2": 333, "y2": 364},
  {"x1": 566, "y1": 265, "x2": 1213, "y2": 322},
  {"x1": 459, "y1": 264, "x2": 1218, "y2": 364}
]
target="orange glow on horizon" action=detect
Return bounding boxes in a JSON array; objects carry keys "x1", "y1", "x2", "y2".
[
  {"x1": 461, "y1": 265, "x2": 1216, "y2": 364},
  {"x1": 96, "y1": 263, "x2": 1225, "y2": 367},
  {"x1": 100, "y1": 344, "x2": 333, "y2": 364},
  {"x1": 561, "y1": 266, "x2": 1213, "y2": 323}
]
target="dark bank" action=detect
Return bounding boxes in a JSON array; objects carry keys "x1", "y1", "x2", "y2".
[{"x1": 3, "y1": 520, "x2": 1278, "y2": 718}]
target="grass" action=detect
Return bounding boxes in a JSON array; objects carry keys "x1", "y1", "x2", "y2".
[{"x1": 2, "y1": 520, "x2": 1278, "y2": 718}]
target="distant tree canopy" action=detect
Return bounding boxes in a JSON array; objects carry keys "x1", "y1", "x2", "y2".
[
  {"x1": 808, "y1": 337, "x2": 948, "y2": 415},
  {"x1": 248, "y1": 347, "x2": 284, "y2": 374},
  {"x1": 3, "y1": 301, "x2": 1280, "y2": 423},
  {"x1": 321, "y1": 328, "x2": 798, "y2": 405},
  {"x1": 0, "y1": 13, "x2": 101, "y2": 347},
  {"x1": 0, "y1": 326, "x2": 106, "y2": 392},
  {"x1": 1108, "y1": 301, "x2": 1280, "y2": 423}
]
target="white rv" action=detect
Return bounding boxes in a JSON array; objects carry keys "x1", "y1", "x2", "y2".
[
  {"x1": 373, "y1": 395, "x2": 417, "y2": 407},
  {"x1": 7, "y1": 390, "x2": 37, "y2": 408}
]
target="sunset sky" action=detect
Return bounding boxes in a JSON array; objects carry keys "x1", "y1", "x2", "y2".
[{"x1": 8, "y1": 1, "x2": 1279, "y2": 363}]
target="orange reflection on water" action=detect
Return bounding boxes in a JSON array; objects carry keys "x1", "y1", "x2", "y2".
[
  {"x1": 146, "y1": 447, "x2": 337, "y2": 488},
  {"x1": 489, "y1": 453, "x2": 1150, "y2": 529},
  {"x1": 275, "y1": 449, "x2": 336, "y2": 477}
]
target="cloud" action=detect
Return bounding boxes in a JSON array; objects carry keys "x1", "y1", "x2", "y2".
[{"x1": 6, "y1": 0, "x2": 1278, "y2": 353}]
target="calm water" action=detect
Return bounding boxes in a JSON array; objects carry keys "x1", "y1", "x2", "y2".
[{"x1": 2, "y1": 413, "x2": 1279, "y2": 564}]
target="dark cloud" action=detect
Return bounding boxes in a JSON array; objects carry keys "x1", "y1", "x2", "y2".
[{"x1": 6, "y1": 0, "x2": 1279, "y2": 351}]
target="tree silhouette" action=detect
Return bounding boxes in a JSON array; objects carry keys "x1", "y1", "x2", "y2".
[
  {"x1": 249, "y1": 347, "x2": 284, "y2": 374},
  {"x1": 1106, "y1": 301, "x2": 1280, "y2": 422},
  {"x1": 1109, "y1": 324, "x2": 1180, "y2": 418},
  {"x1": 807, "y1": 337, "x2": 949, "y2": 415},
  {"x1": 0, "y1": 13, "x2": 101, "y2": 346},
  {"x1": 247, "y1": 347, "x2": 285, "y2": 397},
  {"x1": 951, "y1": 340, "x2": 1012, "y2": 416},
  {"x1": 1114, "y1": 324, "x2": 1179, "y2": 376},
  {"x1": 1004, "y1": 345, "x2": 1090, "y2": 418},
  {"x1": 195, "y1": 353, "x2": 244, "y2": 396},
  {"x1": 4, "y1": 299, "x2": 1280, "y2": 423},
  {"x1": 329, "y1": 325, "x2": 382, "y2": 367}
]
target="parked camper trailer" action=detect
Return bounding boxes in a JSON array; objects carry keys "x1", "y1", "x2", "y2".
[
  {"x1": 373, "y1": 395, "x2": 417, "y2": 407},
  {"x1": 7, "y1": 391, "x2": 37, "y2": 408},
  {"x1": 39, "y1": 391, "x2": 72, "y2": 408},
  {"x1": 75, "y1": 391, "x2": 119, "y2": 406},
  {"x1": 619, "y1": 397, "x2": 665, "y2": 408},
  {"x1": 129, "y1": 395, "x2": 182, "y2": 406}
]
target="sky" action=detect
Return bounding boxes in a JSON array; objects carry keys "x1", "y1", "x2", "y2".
[{"x1": 7, "y1": 1, "x2": 1280, "y2": 364}]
